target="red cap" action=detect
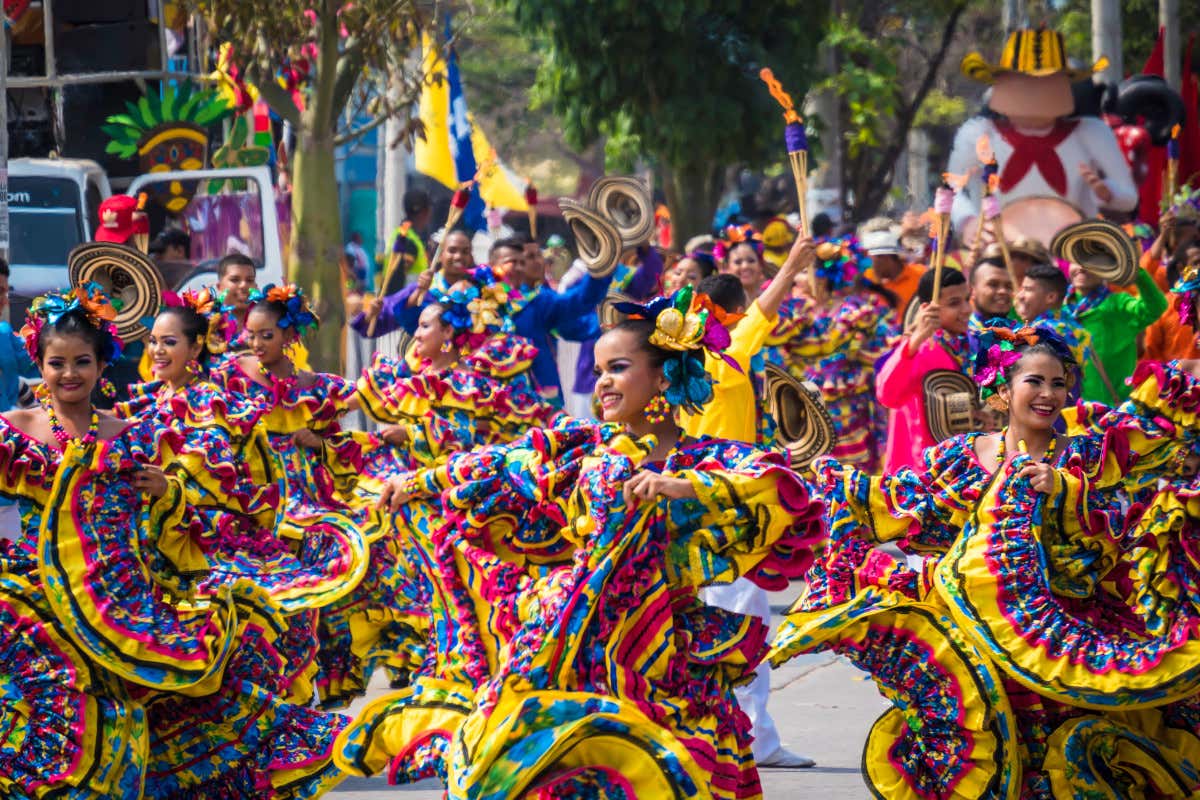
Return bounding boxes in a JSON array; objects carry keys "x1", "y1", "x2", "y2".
[
  {"x1": 524, "y1": 183, "x2": 538, "y2": 206},
  {"x1": 95, "y1": 195, "x2": 138, "y2": 244}
]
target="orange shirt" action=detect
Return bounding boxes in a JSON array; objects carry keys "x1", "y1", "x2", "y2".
[
  {"x1": 865, "y1": 262, "x2": 925, "y2": 316},
  {"x1": 1140, "y1": 251, "x2": 1200, "y2": 361},
  {"x1": 1144, "y1": 293, "x2": 1200, "y2": 361}
]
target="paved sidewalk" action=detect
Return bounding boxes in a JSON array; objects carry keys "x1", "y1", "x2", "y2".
[{"x1": 326, "y1": 588, "x2": 887, "y2": 798}]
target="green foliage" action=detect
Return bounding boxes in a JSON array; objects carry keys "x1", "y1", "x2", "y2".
[
  {"x1": 913, "y1": 88, "x2": 969, "y2": 129},
  {"x1": 1058, "y1": 0, "x2": 1200, "y2": 73},
  {"x1": 498, "y1": 0, "x2": 829, "y2": 173},
  {"x1": 816, "y1": 17, "x2": 900, "y2": 160}
]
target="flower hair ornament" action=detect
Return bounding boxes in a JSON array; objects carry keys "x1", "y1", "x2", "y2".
[
  {"x1": 1173, "y1": 262, "x2": 1200, "y2": 329},
  {"x1": 430, "y1": 265, "x2": 514, "y2": 352},
  {"x1": 21, "y1": 282, "x2": 124, "y2": 364},
  {"x1": 248, "y1": 283, "x2": 320, "y2": 336},
  {"x1": 163, "y1": 286, "x2": 237, "y2": 354},
  {"x1": 813, "y1": 234, "x2": 869, "y2": 292},
  {"x1": 614, "y1": 286, "x2": 740, "y2": 414},
  {"x1": 972, "y1": 325, "x2": 1076, "y2": 410},
  {"x1": 712, "y1": 224, "x2": 765, "y2": 262}
]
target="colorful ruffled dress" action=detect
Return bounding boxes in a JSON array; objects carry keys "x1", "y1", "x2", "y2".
[
  {"x1": 0, "y1": 414, "x2": 345, "y2": 798},
  {"x1": 770, "y1": 361, "x2": 1200, "y2": 799},
  {"x1": 210, "y1": 360, "x2": 377, "y2": 708},
  {"x1": 334, "y1": 420, "x2": 825, "y2": 799},
  {"x1": 338, "y1": 334, "x2": 566, "y2": 691},
  {"x1": 766, "y1": 293, "x2": 895, "y2": 469}
]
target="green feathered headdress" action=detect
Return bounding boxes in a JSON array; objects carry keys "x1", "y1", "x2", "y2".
[{"x1": 102, "y1": 82, "x2": 232, "y2": 159}]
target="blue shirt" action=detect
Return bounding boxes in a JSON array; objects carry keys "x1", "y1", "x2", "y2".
[
  {"x1": 0, "y1": 322, "x2": 38, "y2": 412},
  {"x1": 350, "y1": 272, "x2": 612, "y2": 405}
]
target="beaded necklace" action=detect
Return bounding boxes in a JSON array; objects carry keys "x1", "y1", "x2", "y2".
[
  {"x1": 42, "y1": 398, "x2": 100, "y2": 449},
  {"x1": 995, "y1": 427, "x2": 1058, "y2": 468}
]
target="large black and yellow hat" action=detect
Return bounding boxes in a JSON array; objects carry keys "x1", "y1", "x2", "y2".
[
  {"x1": 962, "y1": 28, "x2": 1108, "y2": 83},
  {"x1": 67, "y1": 242, "x2": 164, "y2": 342},
  {"x1": 763, "y1": 363, "x2": 836, "y2": 464}
]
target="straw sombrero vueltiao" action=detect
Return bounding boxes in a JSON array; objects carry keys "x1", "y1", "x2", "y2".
[
  {"x1": 762, "y1": 363, "x2": 836, "y2": 464},
  {"x1": 68, "y1": 242, "x2": 164, "y2": 342},
  {"x1": 598, "y1": 291, "x2": 634, "y2": 331},
  {"x1": 922, "y1": 370, "x2": 980, "y2": 443},
  {"x1": 1049, "y1": 219, "x2": 1139, "y2": 286},
  {"x1": 558, "y1": 198, "x2": 623, "y2": 278},
  {"x1": 587, "y1": 176, "x2": 655, "y2": 250},
  {"x1": 961, "y1": 28, "x2": 1109, "y2": 84}
]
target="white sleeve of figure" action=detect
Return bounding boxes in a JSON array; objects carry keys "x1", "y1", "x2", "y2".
[
  {"x1": 948, "y1": 116, "x2": 989, "y2": 232},
  {"x1": 1079, "y1": 117, "x2": 1139, "y2": 213}
]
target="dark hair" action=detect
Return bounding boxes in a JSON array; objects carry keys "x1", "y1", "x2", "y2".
[
  {"x1": 697, "y1": 273, "x2": 748, "y2": 313},
  {"x1": 157, "y1": 306, "x2": 212, "y2": 367},
  {"x1": 37, "y1": 309, "x2": 114, "y2": 363},
  {"x1": 726, "y1": 240, "x2": 764, "y2": 261},
  {"x1": 218, "y1": 252, "x2": 255, "y2": 279},
  {"x1": 154, "y1": 228, "x2": 191, "y2": 253},
  {"x1": 1005, "y1": 340, "x2": 1078, "y2": 388},
  {"x1": 609, "y1": 318, "x2": 672, "y2": 368},
  {"x1": 1025, "y1": 262, "x2": 1068, "y2": 299},
  {"x1": 811, "y1": 212, "x2": 835, "y2": 239},
  {"x1": 0, "y1": 256, "x2": 8, "y2": 278},
  {"x1": 856, "y1": 277, "x2": 899, "y2": 309},
  {"x1": 403, "y1": 189, "x2": 431, "y2": 219},
  {"x1": 971, "y1": 257, "x2": 1009, "y2": 282},
  {"x1": 917, "y1": 267, "x2": 966, "y2": 304},
  {"x1": 685, "y1": 252, "x2": 718, "y2": 279},
  {"x1": 489, "y1": 237, "x2": 526, "y2": 260}
]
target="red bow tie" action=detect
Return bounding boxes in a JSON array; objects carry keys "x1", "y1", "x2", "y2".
[{"x1": 994, "y1": 119, "x2": 1080, "y2": 196}]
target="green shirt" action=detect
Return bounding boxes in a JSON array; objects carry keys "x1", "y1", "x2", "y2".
[{"x1": 1069, "y1": 268, "x2": 1167, "y2": 403}]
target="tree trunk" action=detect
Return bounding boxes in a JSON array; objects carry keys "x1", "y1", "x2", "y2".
[
  {"x1": 290, "y1": 129, "x2": 345, "y2": 373},
  {"x1": 662, "y1": 161, "x2": 724, "y2": 249}
]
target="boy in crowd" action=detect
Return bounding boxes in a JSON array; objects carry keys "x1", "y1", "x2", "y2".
[
  {"x1": 969, "y1": 253, "x2": 1017, "y2": 331},
  {"x1": 1014, "y1": 262, "x2": 1092, "y2": 368}
]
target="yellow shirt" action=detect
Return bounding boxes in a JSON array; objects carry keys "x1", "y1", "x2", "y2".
[{"x1": 680, "y1": 301, "x2": 776, "y2": 444}]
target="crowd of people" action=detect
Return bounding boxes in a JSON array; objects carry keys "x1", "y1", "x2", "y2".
[{"x1": 1, "y1": 167, "x2": 1200, "y2": 800}]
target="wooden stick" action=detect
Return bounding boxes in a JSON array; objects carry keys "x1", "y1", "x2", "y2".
[
  {"x1": 931, "y1": 214, "x2": 950, "y2": 303},
  {"x1": 788, "y1": 149, "x2": 816, "y2": 295}
]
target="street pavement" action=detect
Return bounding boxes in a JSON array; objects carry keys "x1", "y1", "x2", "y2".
[{"x1": 326, "y1": 586, "x2": 887, "y2": 799}]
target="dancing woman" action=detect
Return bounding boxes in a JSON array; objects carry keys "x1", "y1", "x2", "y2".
[
  {"x1": 210, "y1": 284, "x2": 371, "y2": 706},
  {"x1": 0, "y1": 285, "x2": 345, "y2": 798},
  {"x1": 765, "y1": 235, "x2": 896, "y2": 469},
  {"x1": 770, "y1": 328, "x2": 1200, "y2": 799},
  {"x1": 337, "y1": 286, "x2": 826, "y2": 799}
]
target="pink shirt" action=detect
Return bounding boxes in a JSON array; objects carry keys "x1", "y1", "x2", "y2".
[{"x1": 875, "y1": 337, "x2": 960, "y2": 473}]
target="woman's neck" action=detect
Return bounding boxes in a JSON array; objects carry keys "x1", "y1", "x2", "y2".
[
  {"x1": 261, "y1": 356, "x2": 294, "y2": 378},
  {"x1": 1004, "y1": 422, "x2": 1054, "y2": 458},
  {"x1": 428, "y1": 351, "x2": 458, "y2": 372},
  {"x1": 50, "y1": 397, "x2": 93, "y2": 426}
]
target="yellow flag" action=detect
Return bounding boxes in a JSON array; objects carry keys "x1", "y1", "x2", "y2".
[
  {"x1": 414, "y1": 34, "x2": 457, "y2": 189},
  {"x1": 471, "y1": 116, "x2": 529, "y2": 211}
]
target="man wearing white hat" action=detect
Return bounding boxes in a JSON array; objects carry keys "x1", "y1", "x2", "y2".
[{"x1": 861, "y1": 228, "x2": 925, "y2": 319}]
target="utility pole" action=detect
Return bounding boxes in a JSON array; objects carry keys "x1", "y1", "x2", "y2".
[
  {"x1": 1161, "y1": 0, "x2": 1180, "y2": 91},
  {"x1": 1091, "y1": 0, "x2": 1123, "y2": 86}
]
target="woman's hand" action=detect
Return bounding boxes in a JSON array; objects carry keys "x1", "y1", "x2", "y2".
[
  {"x1": 622, "y1": 471, "x2": 696, "y2": 507},
  {"x1": 376, "y1": 474, "x2": 413, "y2": 512},
  {"x1": 131, "y1": 465, "x2": 169, "y2": 498},
  {"x1": 293, "y1": 428, "x2": 324, "y2": 449},
  {"x1": 1016, "y1": 462, "x2": 1057, "y2": 494},
  {"x1": 379, "y1": 425, "x2": 408, "y2": 446}
]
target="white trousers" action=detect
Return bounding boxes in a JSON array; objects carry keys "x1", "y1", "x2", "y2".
[{"x1": 701, "y1": 577, "x2": 782, "y2": 760}]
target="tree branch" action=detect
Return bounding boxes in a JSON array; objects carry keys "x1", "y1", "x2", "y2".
[
  {"x1": 853, "y1": 2, "x2": 965, "y2": 220},
  {"x1": 334, "y1": 112, "x2": 393, "y2": 146}
]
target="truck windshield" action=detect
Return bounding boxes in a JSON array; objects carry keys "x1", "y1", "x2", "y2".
[{"x1": 8, "y1": 177, "x2": 85, "y2": 267}]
